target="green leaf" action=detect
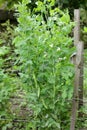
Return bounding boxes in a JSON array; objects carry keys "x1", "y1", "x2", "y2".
[
  {"x1": 61, "y1": 12, "x2": 70, "y2": 23},
  {"x1": 84, "y1": 27, "x2": 87, "y2": 33}
]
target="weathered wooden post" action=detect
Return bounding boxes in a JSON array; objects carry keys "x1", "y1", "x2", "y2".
[
  {"x1": 70, "y1": 9, "x2": 84, "y2": 130},
  {"x1": 78, "y1": 48, "x2": 84, "y2": 120},
  {"x1": 70, "y1": 42, "x2": 83, "y2": 130},
  {"x1": 74, "y1": 9, "x2": 84, "y2": 118},
  {"x1": 74, "y1": 9, "x2": 80, "y2": 45},
  {"x1": 70, "y1": 9, "x2": 80, "y2": 130}
]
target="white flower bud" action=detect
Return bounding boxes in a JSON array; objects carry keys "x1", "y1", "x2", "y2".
[
  {"x1": 49, "y1": 44, "x2": 53, "y2": 48},
  {"x1": 57, "y1": 47, "x2": 61, "y2": 51}
]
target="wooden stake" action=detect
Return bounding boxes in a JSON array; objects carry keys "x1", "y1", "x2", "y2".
[
  {"x1": 70, "y1": 9, "x2": 80, "y2": 130},
  {"x1": 70, "y1": 42, "x2": 83, "y2": 130},
  {"x1": 74, "y1": 9, "x2": 80, "y2": 46},
  {"x1": 78, "y1": 41, "x2": 84, "y2": 121}
]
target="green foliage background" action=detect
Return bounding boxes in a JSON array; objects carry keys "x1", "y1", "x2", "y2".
[{"x1": 0, "y1": 0, "x2": 87, "y2": 130}]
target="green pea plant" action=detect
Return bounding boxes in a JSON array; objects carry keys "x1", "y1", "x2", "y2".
[{"x1": 13, "y1": 0, "x2": 75, "y2": 129}]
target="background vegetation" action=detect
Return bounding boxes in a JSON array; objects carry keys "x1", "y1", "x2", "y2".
[{"x1": 0, "y1": 0, "x2": 87, "y2": 130}]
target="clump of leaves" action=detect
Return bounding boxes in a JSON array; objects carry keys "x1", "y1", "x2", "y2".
[{"x1": 14, "y1": 0, "x2": 74, "y2": 129}]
